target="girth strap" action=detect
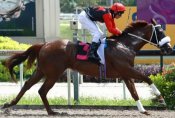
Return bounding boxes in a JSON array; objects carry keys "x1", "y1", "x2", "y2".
[{"x1": 99, "y1": 64, "x2": 106, "y2": 82}]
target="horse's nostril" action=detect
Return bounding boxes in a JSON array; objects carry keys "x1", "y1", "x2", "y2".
[
  {"x1": 168, "y1": 48, "x2": 173, "y2": 54},
  {"x1": 160, "y1": 49, "x2": 165, "y2": 55}
]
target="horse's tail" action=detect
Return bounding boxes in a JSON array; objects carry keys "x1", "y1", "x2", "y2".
[{"x1": 3, "y1": 43, "x2": 45, "y2": 83}]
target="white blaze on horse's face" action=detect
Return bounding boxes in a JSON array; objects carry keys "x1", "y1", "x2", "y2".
[{"x1": 159, "y1": 36, "x2": 171, "y2": 47}]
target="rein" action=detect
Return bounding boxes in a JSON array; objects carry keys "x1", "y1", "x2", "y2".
[{"x1": 127, "y1": 24, "x2": 160, "y2": 47}]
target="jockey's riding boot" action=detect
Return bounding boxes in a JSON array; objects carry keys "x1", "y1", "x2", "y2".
[{"x1": 88, "y1": 42, "x2": 100, "y2": 60}]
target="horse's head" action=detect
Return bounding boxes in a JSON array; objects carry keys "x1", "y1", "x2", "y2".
[
  {"x1": 150, "y1": 19, "x2": 172, "y2": 54},
  {"x1": 123, "y1": 19, "x2": 172, "y2": 55}
]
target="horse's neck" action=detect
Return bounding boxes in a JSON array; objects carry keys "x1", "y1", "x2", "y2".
[{"x1": 119, "y1": 35, "x2": 147, "y2": 52}]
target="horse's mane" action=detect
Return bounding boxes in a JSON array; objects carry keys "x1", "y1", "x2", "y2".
[
  {"x1": 107, "y1": 20, "x2": 149, "y2": 46},
  {"x1": 123, "y1": 20, "x2": 148, "y2": 33}
]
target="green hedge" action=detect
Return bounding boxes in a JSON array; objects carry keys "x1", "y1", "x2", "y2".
[
  {"x1": 0, "y1": 61, "x2": 35, "y2": 82},
  {"x1": 0, "y1": 36, "x2": 30, "y2": 50},
  {"x1": 150, "y1": 63, "x2": 175, "y2": 110},
  {"x1": 0, "y1": 36, "x2": 35, "y2": 82}
]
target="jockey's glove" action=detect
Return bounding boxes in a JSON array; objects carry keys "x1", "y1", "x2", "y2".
[{"x1": 122, "y1": 31, "x2": 128, "y2": 36}]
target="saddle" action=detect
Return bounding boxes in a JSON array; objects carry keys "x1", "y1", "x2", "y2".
[
  {"x1": 76, "y1": 41, "x2": 101, "y2": 64},
  {"x1": 76, "y1": 41, "x2": 90, "y2": 61},
  {"x1": 76, "y1": 40, "x2": 107, "y2": 82}
]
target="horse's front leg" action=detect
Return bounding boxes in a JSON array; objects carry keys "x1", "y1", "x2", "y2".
[
  {"x1": 122, "y1": 67, "x2": 166, "y2": 106},
  {"x1": 123, "y1": 78, "x2": 150, "y2": 115},
  {"x1": 150, "y1": 83, "x2": 166, "y2": 106}
]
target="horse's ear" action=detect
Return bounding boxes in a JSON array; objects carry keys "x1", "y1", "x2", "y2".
[{"x1": 151, "y1": 18, "x2": 157, "y2": 25}]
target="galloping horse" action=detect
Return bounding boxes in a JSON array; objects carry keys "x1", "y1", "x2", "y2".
[{"x1": 2, "y1": 19, "x2": 172, "y2": 115}]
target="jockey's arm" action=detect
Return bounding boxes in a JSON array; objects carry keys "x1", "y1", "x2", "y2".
[{"x1": 103, "y1": 14, "x2": 122, "y2": 36}]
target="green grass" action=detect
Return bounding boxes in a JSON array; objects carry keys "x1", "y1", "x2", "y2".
[
  {"x1": 78, "y1": 97, "x2": 155, "y2": 106},
  {"x1": 0, "y1": 95, "x2": 155, "y2": 106},
  {"x1": 60, "y1": 21, "x2": 73, "y2": 39}
]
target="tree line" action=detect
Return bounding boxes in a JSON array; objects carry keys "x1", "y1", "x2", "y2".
[{"x1": 60, "y1": 0, "x2": 136, "y2": 13}]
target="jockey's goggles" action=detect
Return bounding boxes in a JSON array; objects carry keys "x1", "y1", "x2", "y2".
[{"x1": 114, "y1": 11, "x2": 124, "y2": 17}]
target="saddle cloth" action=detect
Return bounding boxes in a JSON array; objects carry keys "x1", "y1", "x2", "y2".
[{"x1": 76, "y1": 38, "x2": 106, "y2": 65}]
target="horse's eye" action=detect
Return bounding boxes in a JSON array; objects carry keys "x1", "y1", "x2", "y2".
[{"x1": 159, "y1": 29, "x2": 163, "y2": 32}]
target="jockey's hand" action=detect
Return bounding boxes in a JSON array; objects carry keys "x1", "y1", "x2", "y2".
[
  {"x1": 117, "y1": 30, "x2": 122, "y2": 36},
  {"x1": 122, "y1": 31, "x2": 128, "y2": 36},
  {"x1": 106, "y1": 35, "x2": 116, "y2": 39}
]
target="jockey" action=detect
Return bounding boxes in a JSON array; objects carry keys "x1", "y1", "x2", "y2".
[{"x1": 78, "y1": 2, "x2": 126, "y2": 60}]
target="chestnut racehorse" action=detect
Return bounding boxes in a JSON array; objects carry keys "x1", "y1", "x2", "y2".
[{"x1": 2, "y1": 20, "x2": 172, "y2": 115}]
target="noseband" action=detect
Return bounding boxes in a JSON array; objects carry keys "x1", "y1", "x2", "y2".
[{"x1": 128, "y1": 24, "x2": 171, "y2": 48}]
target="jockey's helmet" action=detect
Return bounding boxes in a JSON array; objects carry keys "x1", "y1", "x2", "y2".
[{"x1": 111, "y1": 3, "x2": 126, "y2": 12}]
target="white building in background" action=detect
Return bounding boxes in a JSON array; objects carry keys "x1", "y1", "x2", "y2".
[{"x1": 12, "y1": 0, "x2": 60, "y2": 44}]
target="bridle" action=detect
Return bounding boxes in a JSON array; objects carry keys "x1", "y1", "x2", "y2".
[{"x1": 127, "y1": 24, "x2": 171, "y2": 48}]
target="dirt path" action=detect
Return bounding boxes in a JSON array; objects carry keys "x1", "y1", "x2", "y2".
[{"x1": 0, "y1": 108, "x2": 175, "y2": 118}]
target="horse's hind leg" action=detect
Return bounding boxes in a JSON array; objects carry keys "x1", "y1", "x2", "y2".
[
  {"x1": 2, "y1": 68, "x2": 43, "y2": 108},
  {"x1": 123, "y1": 79, "x2": 150, "y2": 115},
  {"x1": 38, "y1": 74, "x2": 61, "y2": 115}
]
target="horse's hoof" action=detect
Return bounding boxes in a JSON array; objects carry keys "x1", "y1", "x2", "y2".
[
  {"x1": 156, "y1": 95, "x2": 166, "y2": 105},
  {"x1": 159, "y1": 102, "x2": 167, "y2": 107},
  {"x1": 152, "y1": 96, "x2": 167, "y2": 107},
  {"x1": 158, "y1": 100, "x2": 167, "y2": 106},
  {"x1": 48, "y1": 111, "x2": 59, "y2": 115},
  {"x1": 48, "y1": 111, "x2": 68, "y2": 116},
  {"x1": 60, "y1": 112, "x2": 68, "y2": 116},
  {"x1": 2, "y1": 103, "x2": 10, "y2": 109},
  {"x1": 3, "y1": 108, "x2": 11, "y2": 115},
  {"x1": 141, "y1": 111, "x2": 150, "y2": 115}
]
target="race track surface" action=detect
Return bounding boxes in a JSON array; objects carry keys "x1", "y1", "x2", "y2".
[{"x1": 0, "y1": 107, "x2": 174, "y2": 118}]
